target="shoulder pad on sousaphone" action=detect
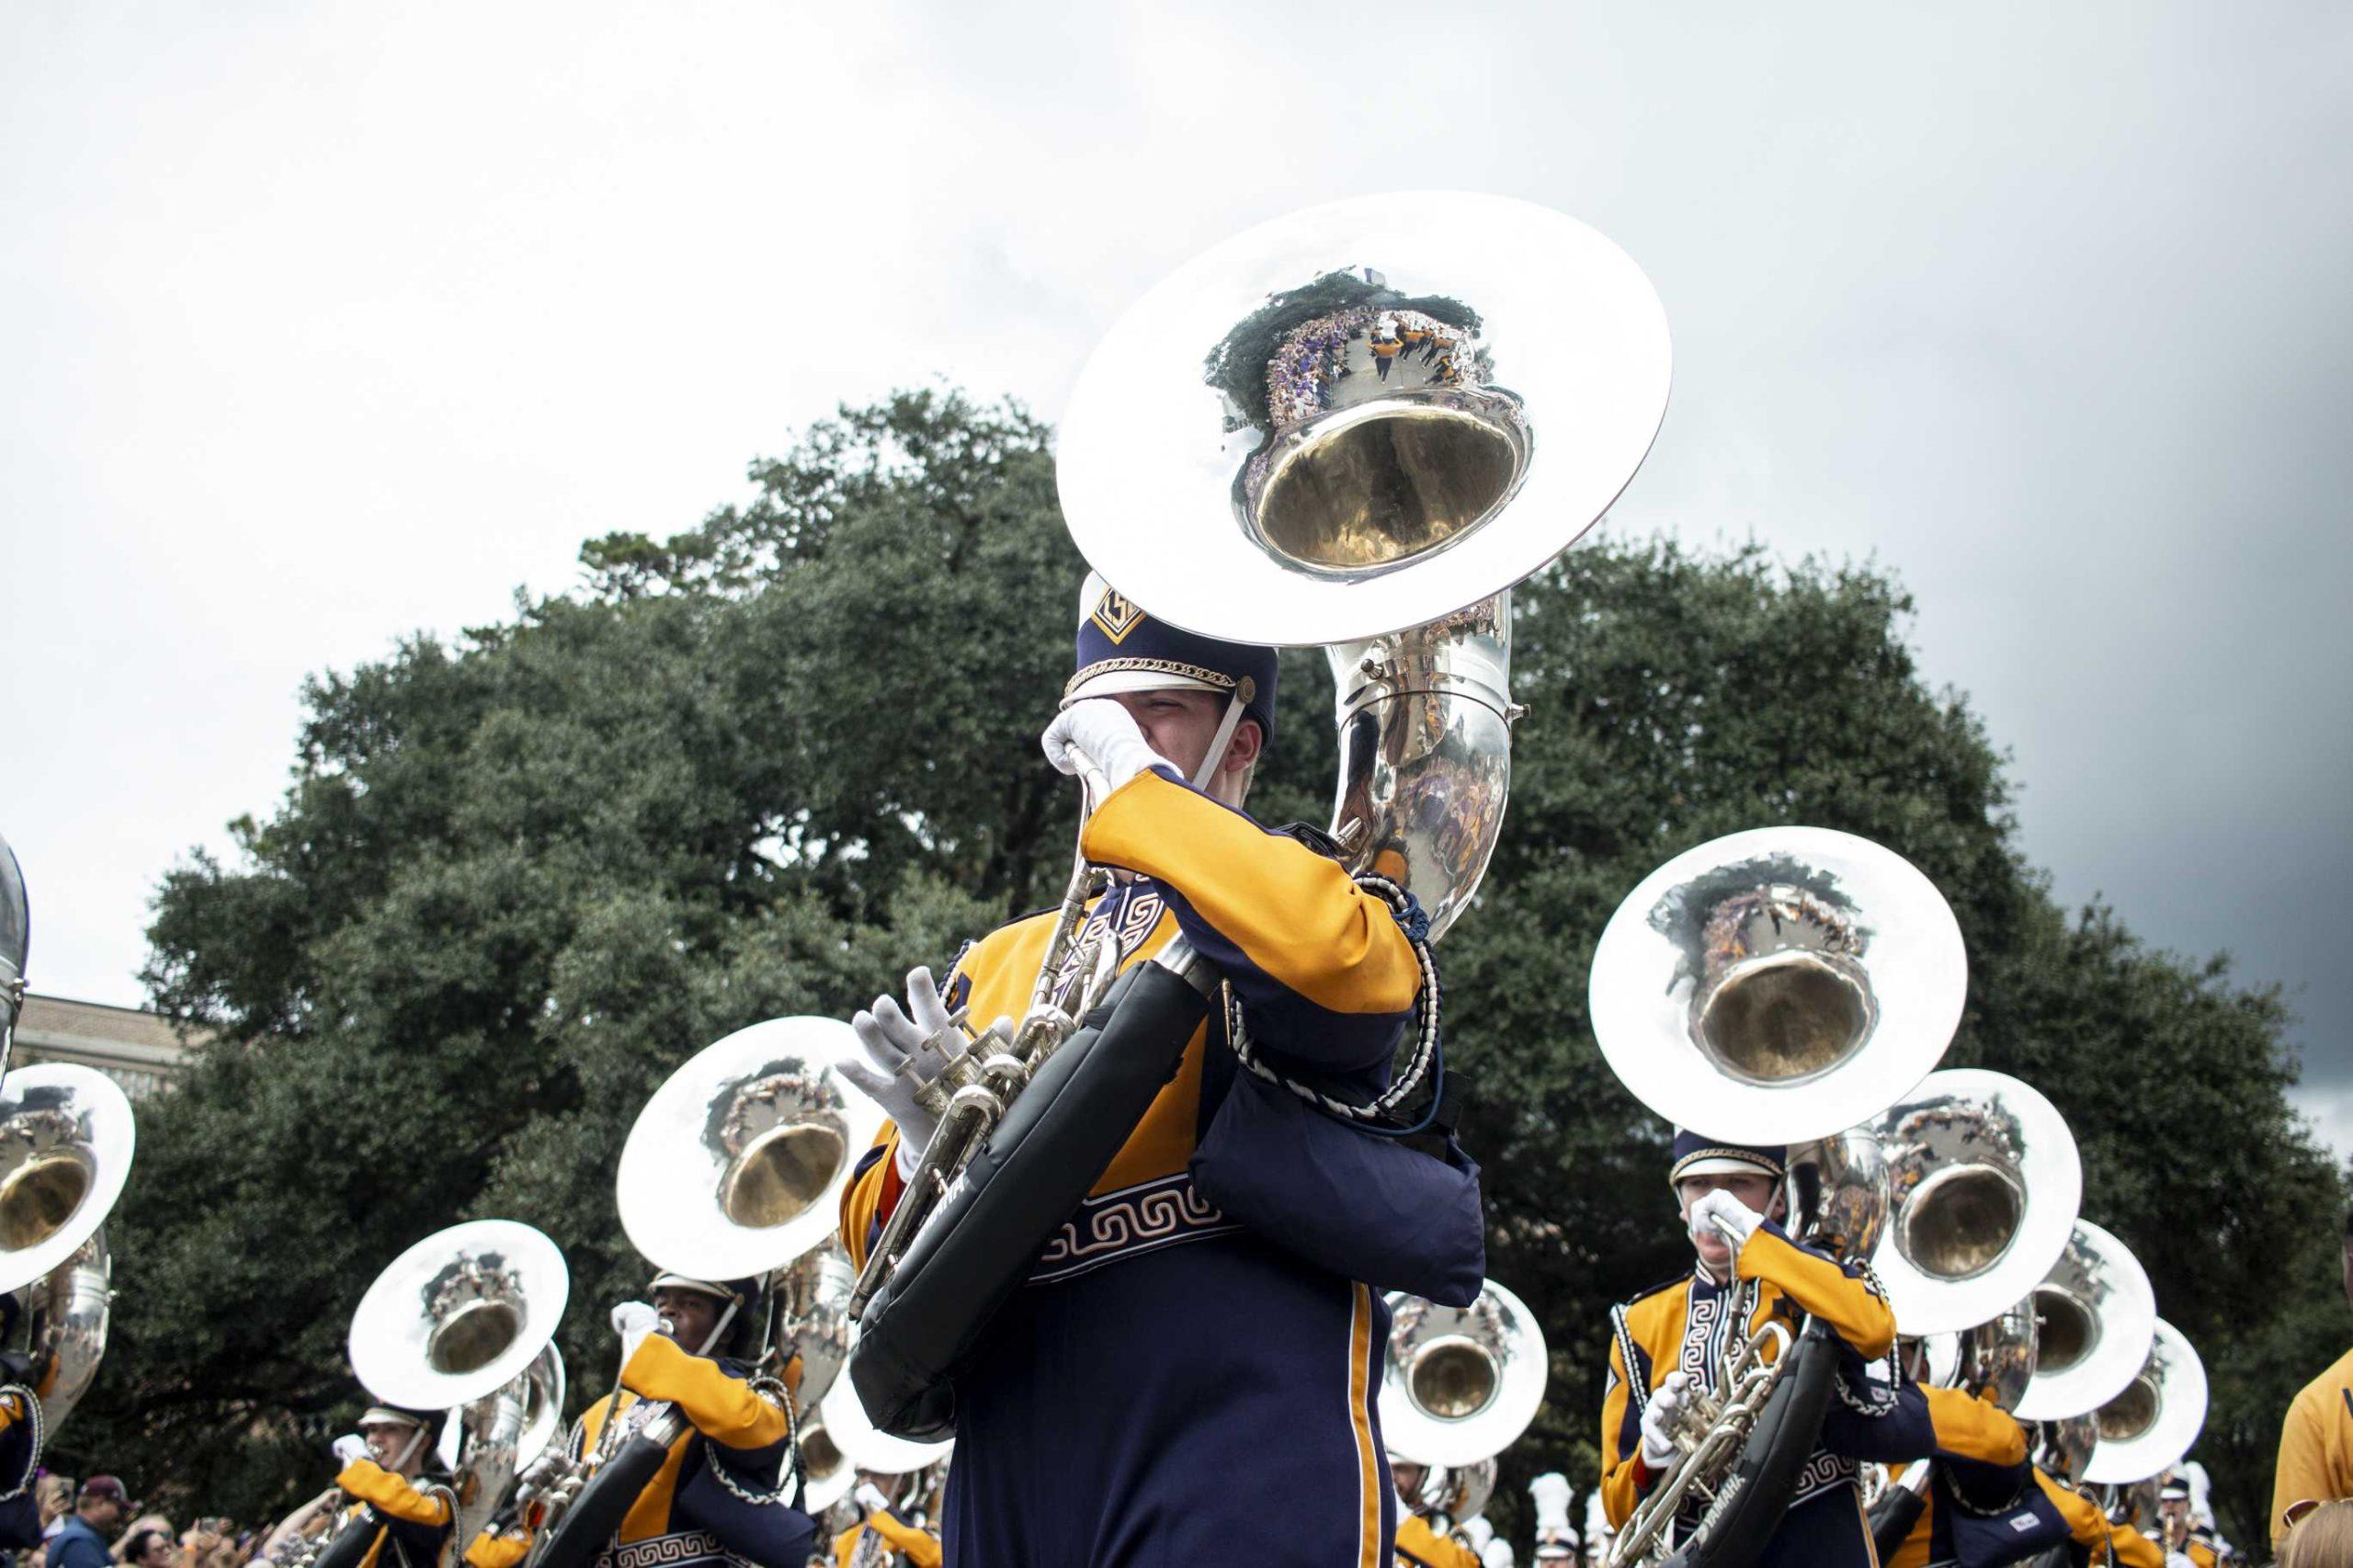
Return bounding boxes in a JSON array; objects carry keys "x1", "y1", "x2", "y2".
[
  {"x1": 1658, "y1": 1316, "x2": 1842, "y2": 1568},
  {"x1": 849, "y1": 958, "x2": 1215, "y2": 1439}
]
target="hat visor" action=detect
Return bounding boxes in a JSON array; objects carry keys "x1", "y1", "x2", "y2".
[
  {"x1": 648, "y1": 1272, "x2": 739, "y2": 1301},
  {"x1": 1063, "y1": 666, "x2": 1229, "y2": 708},
  {"x1": 358, "y1": 1408, "x2": 425, "y2": 1431},
  {"x1": 1671, "y1": 1154, "x2": 1780, "y2": 1183}
]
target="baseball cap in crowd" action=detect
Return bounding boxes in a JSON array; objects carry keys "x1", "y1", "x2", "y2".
[{"x1": 78, "y1": 1477, "x2": 131, "y2": 1506}]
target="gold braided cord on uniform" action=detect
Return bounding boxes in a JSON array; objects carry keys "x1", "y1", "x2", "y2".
[{"x1": 1062, "y1": 657, "x2": 1237, "y2": 702}]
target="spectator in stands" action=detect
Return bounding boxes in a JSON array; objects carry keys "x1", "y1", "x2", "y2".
[{"x1": 46, "y1": 1480, "x2": 130, "y2": 1568}]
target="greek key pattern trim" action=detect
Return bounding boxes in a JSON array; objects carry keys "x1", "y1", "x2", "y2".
[
  {"x1": 595, "y1": 1532, "x2": 749, "y2": 1568},
  {"x1": 1786, "y1": 1449, "x2": 1860, "y2": 1507},
  {"x1": 1029, "y1": 1172, "x2": 1242, "y2": 1284}
]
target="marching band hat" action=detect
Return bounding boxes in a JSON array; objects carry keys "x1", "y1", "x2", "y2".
[
  {"x1": 2159, "y1": 1472, "x2": 2191, "y2": 1502},
  {"x1": 647, "y1": 1272, "x2": 746, "y2": 1303},
  {"x1": 1668, "y1": 1129, "x2": 1787, "y2": 1187},
  {"x1": 1065, "y1": 572, "x2": 1279, "y2": 747},
  {"x1": 358, "y1": 1404, "x2": 436, "y2": 1431}
]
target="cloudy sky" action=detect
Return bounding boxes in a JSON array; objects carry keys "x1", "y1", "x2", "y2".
[{"x1": 7, "y1": 3, "x2": 2347, "y2": 1144}]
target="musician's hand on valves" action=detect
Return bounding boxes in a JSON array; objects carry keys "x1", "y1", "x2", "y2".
[
  {"x1": 1639, "y1": 1369, "x2": 1690, "y2": 1470},
  {"x1": 331, "y1": 1432, "x2": 368, "y2": 1466},
  {"x1": 845, "y1": 966, "x2": 961, "y2": 1173},
  {"x1": 1040, "y1": 699, "x2": 1174, "y2": 795},
  {"x1": 1687, "y1": 1188, "x2": 1765, "y2": 1253},
  {"x1": 853, "y1": 1483, "x2": 891, "y2": 1517}
]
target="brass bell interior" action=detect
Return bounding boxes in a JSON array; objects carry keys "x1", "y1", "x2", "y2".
[
  {"x1": 0, "y1": 1146, "x2": 91, "y2": 1252},
  {"x1": 720, "y1": 1122, "x2": 846, "y2": 1229},
  {"x1": 1696, "y1": 949, "x2": 1873, "y2": 1084},
  {"x1": 1408, "y1": 1336, "x2": 1499, "y2": 1421},
  {"x1": 1900, "y1": 1164, "x2": 2026, "y2": 1281},
  {"x1": 2032, "y1": 1287, "x2": 2096, "y2": 1373},
  {"x1": 2097, "y1": 1373, "x2": 2161, "y2": 1442},
  {"x1": 428, "y1": 1298, "x2": 522, "y2": 1376},
  {"x1": 1255, "y1": 403, "x2": 1526, "y2": 574}
]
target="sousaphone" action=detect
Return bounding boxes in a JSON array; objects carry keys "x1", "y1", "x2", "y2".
[
  {"x1": 854, "y1": 191, "x2": 1674, "y2": 1438},
  {"x1": 0, "y1": 1063, "x2": 136, "y2": 1445},
  {"x1": 1381, "y1": 1279, "x2": 1548, "y2": 1471},
  {"x1": 1593, "y1": 827, "x2": 1967, "y2": 1145},
  {"x1": 2013, "y1": 1221, "x2": 2155, "y2": 1423},
  {"x1": 344, "y1": 1221, "x2": 570, "y2": 1568},
  {"x1": 2082, "y1": 1320, "x2": 2205, "y2": 1488},
  {"x1": 1864, "y1": 1070, "x2": 2082, "y2": 1336},
  {"x1": 529, "y1": 1019, "x2": 875, "y2": 1568}
]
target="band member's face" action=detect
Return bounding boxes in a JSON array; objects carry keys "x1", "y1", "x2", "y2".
[
  {"x1": 2158, "y1": 1497, "x2": 2188, "y2": 1540},
  {"x1": 361, "y1": 1420, "x2": 422, "y2": 1475},
  {"x1": 1108, "y1": 690, "x2": 1262, "y2": 800},
  {"x1": 1677, "y1": 1171, "x2": 1782, "y2": 1275},
  {"x1": 1390, "y1": 1460, "x2": 1428, "y2": 1506},
  {"x1": 653, "y1": 1287, "x2": 722, "y2": 1353}
]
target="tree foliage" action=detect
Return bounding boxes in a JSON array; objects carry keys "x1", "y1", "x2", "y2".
[{"x1": 79, "y1": 391, "x2": 2334, "y2": 1551}]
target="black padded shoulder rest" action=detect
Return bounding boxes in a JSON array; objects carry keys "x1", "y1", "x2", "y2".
[
  {"x1": 849, "y1": 958, "x2": 1214, "y2": 1440},
  {"x1": 1660, "y1": 1314, "x2": 1841, "y2": 1568}
]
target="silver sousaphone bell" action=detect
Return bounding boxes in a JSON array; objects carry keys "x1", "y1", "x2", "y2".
[
  {"x1": 1592, "y1": 826, "x2": 1968, "y2": 1144},
  {"x1": 1864, "y1": 1069, "x2": 2082, "y2": 1336},
  {"x1": 618, "y1": 1017, "x2": 881, "y2": 1282},
  {"x1": 0, "y1": 1063, "x2": 134, "y2": 1434},
  {"x1": 2082, "y1": 1319, "x2": 2206, "y2": 1487},
  {"x1": 1917, "y1": 1295, "x2": 2040, "y2": 1410},
  {"x1": 1380, "y1": 1279, "x2": 1548, "y2": 1470},
  {"x1": 348, "y1": 1220, "x2": 570, "y2": 1412},
  {"x1": 1060, "y1": 191, "x2": 1672, "y2": 940},
  {"x1": 2014, "y1": 1220, "x2": 2156, "y2": 1423}
]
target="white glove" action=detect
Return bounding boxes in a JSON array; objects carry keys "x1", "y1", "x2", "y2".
[
  {"x1": 853, "y1": 1482, "x2": 890, "y2": 1517},
  {"x1": 1482, "y1": 1543, "x2": 1517, "y2": 1568},
  {"x1": 1639, "y1": 1369, "x2": 1690, "y2": 1468},
  {"x1": 1529, "y1": 1471, "x2": 1573, "y2": 1536},
  {"x1": 841, "y1": 967, "x2": 961, "y2": 1174},
  {"x1": 1040, "y1": 699, "x2": 1175, "y2": 794},
  {"x1": 1461, "y1": 1518, "x2": 1494, "y2": 1551},
  {"x1": 611, "y1": 1300, "x2": 660, "y2": 1365},
  {"x1": 331, "y1": 1433, "x2": 368, "y2": 1466},
  {"x1": 1688, "y1": 1188, "x2": 1766, "y2": 1252}
]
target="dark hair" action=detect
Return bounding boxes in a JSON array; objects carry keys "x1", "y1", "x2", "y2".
[{"x1": 120, "y1": 1529, "x2": 168, "y2": 1562}]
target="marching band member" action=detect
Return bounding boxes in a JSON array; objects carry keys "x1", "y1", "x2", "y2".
[
  {"x1": 1598, "y1": 1132, "x2": 1897, "y2": 1567},
  {"x1": 465, "y1": 1273, "x2": 816, "y2": 1568},
  {"x1": 2154, "y1": 1473, "x2": 2216, "y2": 1567},
  {"x1": 2106, "y1": 1513, "x2": 2165, "y2": 1568},
  {"x1": 320, "y1": 1404, "x2": 457, "y2": 1568},
  {"x1": 1528, "y1": 1471, "x2": 1575, "y2": 1565},
  {"x1": 839, "y1": 576, "x2": 1436, "y2": 1565},
  {"x1": 830, "y1": 1471, "x2": 940, "y2": 1568},
  {"x1": 1389, "y1": 1460, "x2": 1477, "y2": 1568}
]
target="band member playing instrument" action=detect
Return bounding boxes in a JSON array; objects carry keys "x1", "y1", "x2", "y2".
[
  {"x1": 465, "y1": 1274, "x2": 816, "y2": 1568},
  {"x1": 2156, "y1": 1473, "x2": 2217, "y2": 1568},
  {"x1": 328, "y1": 1404, "x2": 459, "y2": 1568},
  {"x1": 1599, "y1": 1133, "x2": 1898, "y2": 1566},
  {"x1": 838, "y1": 576, "x2": 1431, "y2": 1565},
  {"x1": 1389, "y1": 1460, "x2": 1477, "y2": 1568},
  {"x1": 830, "y1": 1473, "x2": 941, "y2": 1568}
]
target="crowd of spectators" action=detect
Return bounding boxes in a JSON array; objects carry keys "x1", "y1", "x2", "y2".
[{"x1": 10, "y1": 1477, "x2": 265, "y2": 1568}]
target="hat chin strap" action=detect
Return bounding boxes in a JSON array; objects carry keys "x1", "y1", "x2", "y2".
[
  {"x1": 1189, "y1": 681, "x2": 1255, "y2": 792},
  {"x1": 693, "y1": 1298, "x2": 741, "y2": 1359}
]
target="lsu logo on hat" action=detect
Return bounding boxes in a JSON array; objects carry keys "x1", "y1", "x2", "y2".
[{"x1": 1089, "y1": 585, "x2": 1146, "y2": 644}]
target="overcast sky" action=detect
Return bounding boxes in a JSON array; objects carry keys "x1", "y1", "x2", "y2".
[{"x1": 7, "y1": 3, "x2": 2348, "y2": 1148}]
